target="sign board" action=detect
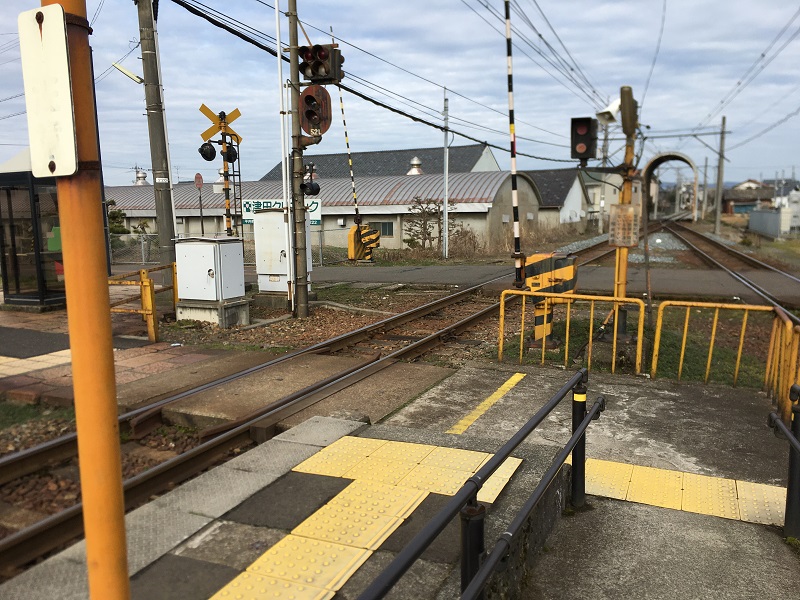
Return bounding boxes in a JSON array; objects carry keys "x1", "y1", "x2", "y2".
[
  {"x1": 199, "y1": 104, "x2": 242, "y2": 143},
  {"x1": 18, "y1": 5, "x2": 77, "y2": 177},
  {"x1": 608, "y1": 204, "x2": 641, "y2": 247},
  {"x1": 194, "y1": 173, "x2": 203, "y2": 189},
  {"x1": 242, "y1": 198, "x2": 321, "y2": 226}
]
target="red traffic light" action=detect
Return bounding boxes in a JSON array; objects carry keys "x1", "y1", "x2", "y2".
[
  {"x1": 299, "y1": 84, "x2": 332, "y2": 136},
  {"x1": 298, "y1": 43, "x2": 343, "y2": 84},
  {"x1": 570, "y1": 117, "x2": 598, "y2": 161}
]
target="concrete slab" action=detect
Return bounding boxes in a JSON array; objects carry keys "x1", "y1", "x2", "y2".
[
  {"x1": 129, "y1": 553, "x2": 239, "y2": 600},
  {"x1": 223, "y1": 471, "x2": 351, "y2": 530},
  {"x1": 526, "y1": 496, "x2": 800, "y2": 600},
  {"x1": 272, "y1": 415, "x2": 369, "y2": 447},
  {"x1": 162, "y1": 354, "x2": 368, "y2": 429},
  {"x1": 224, "y1": 438, "x2": 320, "y2": 474},
  {"x1": 151, "y1": 465, "x2": 281, "y2": 519},
  {"x1": 379, "y1": 494, "x2": 461, "y2": 563},
  {"x1": 172, "y1": 521, "x2": 286, "y2": 571},
  {"x1": 0, "y1": 555, "x2": 87, "y2": 600}
]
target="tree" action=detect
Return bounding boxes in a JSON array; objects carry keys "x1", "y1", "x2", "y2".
[
  {"x1": 106, "y1": 199, "x2": 130, "y2": 234},
  {"x1": 403, "y1": 196, "x2": 457, "y2": 250}
]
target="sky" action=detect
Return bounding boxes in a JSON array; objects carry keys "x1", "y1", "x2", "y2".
[{"x1": 2, "y1": 0, "x2": 800, "y2": 189}]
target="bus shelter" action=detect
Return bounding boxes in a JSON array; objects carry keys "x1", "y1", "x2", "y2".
[{"x1": 0, "y1": 149, "x2": 65, "y2": 307}]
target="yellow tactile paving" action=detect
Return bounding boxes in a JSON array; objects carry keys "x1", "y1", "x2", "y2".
[
  {"x1": 626, "y1": 465, "x2": 684, "y2": 510},
  {"x1": 324, "y1": 436, "x2": 387, "y2": 456},
  {"x1": 246, "y1": 535, "x2": 370, "y2": 591},
  {"x1": 0, "y1": 350, "x2": 72, "y2": 376},
  {"x1": 736, "y1": 480, "x2": 787, "y2": 526},
  {"x1": 398, "y1": 463, "x2": 474, "y2": 496},
  {"x1": 585, "y1": 458, "x2": 633, "y2": 500},
  {"x1": 291, "y1": 504, "x2": 400, "y2": 550},
  {"x1": 420, "y1": 446, "x2": 491, "y2": 472},
  {"x1": 477, "y1": 457, "x2": 523, "y2": 504},
  {"x1": 209, "y1": 572, "x2": 333, "y2": 600},
  {"x1": 368, "y1": 440, "x2": 436, "y2": 463},
  {"x1": 682, "y1": 472, "x2": 740, "y2": 520},
  {"x1": 329, "y1": 480, "x2": 428, "y2": 519},
  {"x1": 292, "y1": 450, "x2": 368, "y2": 478},
  {"x1": 341, "y1": 456, "x2": 418, "y2": 486}
]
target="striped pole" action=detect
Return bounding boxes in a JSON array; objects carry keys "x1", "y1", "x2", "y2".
[
  {"x1": 504, "y1": 0, "x2": 524, "y2": 286},
  {"x1": 333, "y1": 30, "x2": 360, "y2": 228}
]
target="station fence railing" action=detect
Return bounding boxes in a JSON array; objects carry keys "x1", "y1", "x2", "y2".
[
  {"x1": 357, "y1": 369, "x2": 606, "y2": 600},
  {"x1": 498, "y1": 292, "x2": 800, "y2": 426},
  {"x1": 107, "y1": 264, "x2": 177, "y2": 342}
]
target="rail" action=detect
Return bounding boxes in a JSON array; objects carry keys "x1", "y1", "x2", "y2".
[
  {"x1": 768, "y1": 383, "x2": 800, "y2": 538},
  {"x1": 651, "y1": 300, "x2": 798, "y2": 424},
  {"x1": 107, "y1": 263, "x2": 177, "y2": 342},
  {"x1": 498, "y1": 290, "x2": 645, "y2": 374},
  {"x1": 357, "y1": 369, "x2": 607, "y2": 599}
]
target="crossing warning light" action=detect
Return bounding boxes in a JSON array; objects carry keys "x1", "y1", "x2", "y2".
[
  {"x1": 299, "y1": 84, "x2": 332, "y2": 136},
  {"x1": 299, "y1": 44, "x2": 344, "y2": 84},
  {"x1": 570, "y1": 117, "x2": 598, "y2": 161}
]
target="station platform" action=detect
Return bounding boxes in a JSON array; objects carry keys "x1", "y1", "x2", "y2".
[{"x1": 1, "y1": 361, "x2": 798, "y2": 599}]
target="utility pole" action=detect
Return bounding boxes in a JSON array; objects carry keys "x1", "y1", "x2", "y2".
[
  {"x1": 136, "y1": 0, "x2": 175, "y2": 272},
  {"x1": 288, "y1": 0, "x2": 310, "y2": 317},
  {"x1": 442, "y1": 89, "x2": 449, "y2": 259},
  {"x1": 701, "y1": 156, "x2": 708, "y2": 219},
  {"x1": 714, "y1": 115, "x2": 726, "y2": 235},
  {"x1": 34, "y1": 1, "x2": 129, "y2": 596},
  {"x1": 599, "y1": 124, "x2": 609, "y2": 234}
]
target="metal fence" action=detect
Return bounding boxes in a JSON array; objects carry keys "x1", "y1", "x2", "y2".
[{"x1": 110, "y1": 231, "x2": 337, "y2": 267}]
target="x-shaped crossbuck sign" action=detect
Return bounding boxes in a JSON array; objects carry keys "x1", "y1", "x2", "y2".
[{"x1": 199, "y1": 103, "x2": 242, "y2": 143}]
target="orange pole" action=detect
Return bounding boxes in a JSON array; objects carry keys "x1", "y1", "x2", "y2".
[{"x1": 41, "y1": 1, "x2": 129, "y2": 597}]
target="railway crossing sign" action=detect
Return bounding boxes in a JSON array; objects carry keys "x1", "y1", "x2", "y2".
[{"x1": 199, "y1": 104, "x2": 242, "y2": 143}]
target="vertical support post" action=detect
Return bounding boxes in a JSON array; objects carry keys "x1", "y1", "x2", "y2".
[
  {"x1": 288, "y1": 0, "x2": 310, "y2": 317},
  {"x1": 714, "y1": 116, "x2": 726, "y2": 235},
  {"x1": 172, "y1": 262, "x2": 178, "y2": 308},
  {"x1": 460, "y1": 497, "x2": 486, "y2": 597},
  {"x1": 41, "y1": 1, "x2": 129, "y2": 597},
  {"x1": 443, "y1": 88, "x2": 449, "y2": 259},
  {"x1": 786, "y1": 393, "x2": 800, "y2": 539},
  {"x1": 571, "y1": 382, "x2": 587, "y2": 508}
]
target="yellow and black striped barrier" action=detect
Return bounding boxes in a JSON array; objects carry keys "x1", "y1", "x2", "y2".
[
  {"x1": 524, "y1": 252, "x2": 577, "y2": 346},
  {"x1": 347, "y1": 224, "x2": 381, "y2": 261}
]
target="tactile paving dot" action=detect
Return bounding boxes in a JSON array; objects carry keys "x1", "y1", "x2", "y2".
[
  {"x1": 737, "y1": 480, "x2": 786, "y2": 526},
  {"x1": 329, "y1": 479, "x2": 428, "y2": 519},
  {"x1": 291, "y1": 503, "x2": 400, "y2": 550},
  {"x1": 209, "y1": 571, "x2": 334, "y2": 600},
  {"x1": 247, "y1": 534, "x2": 370, "y2": 591},
  {"x1": 682, "y1": 472, "x2": 740, "y2": 520}
]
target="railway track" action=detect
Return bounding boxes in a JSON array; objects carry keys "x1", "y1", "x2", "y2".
[
  {"x1": 0, "y1": 276, "x2": 515, "y2": 574},
  {"x1": 665, "y1": 221, "x2": 800, "y2": 312}
]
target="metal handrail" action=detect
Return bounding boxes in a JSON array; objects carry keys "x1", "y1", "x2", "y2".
[
  {"x1": 357, "y1": 368, "x2": 598, "y2": 600},
  {"x1": 768, "y1": 383, "x2": 800, "y2": 538},
  {"x1": 462, "y1": 396, "x2": 606, "y2": 600}
]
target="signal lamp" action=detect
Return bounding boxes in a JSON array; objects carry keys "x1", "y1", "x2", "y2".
[
  {"x1": 570, "y1": 117, "x2": 598, "y2": 161},
  {"x1": 198, "y1": 142, "x2": 216, "y2": 161},
  {"x1": 300, "y1": 180, "x2": 320, "y2": 195},
  {"x1": 223, "y1": 146, "x2": 238, "y2": 163}
]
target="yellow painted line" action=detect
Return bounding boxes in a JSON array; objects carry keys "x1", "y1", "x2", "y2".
[{"x1": 446, "y1": 372, "x2": 526, "y2": 434}]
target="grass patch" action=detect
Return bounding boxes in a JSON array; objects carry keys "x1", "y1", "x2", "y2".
[{"x1": 0, "y1": 402, "x2": 75, "y2": 430}]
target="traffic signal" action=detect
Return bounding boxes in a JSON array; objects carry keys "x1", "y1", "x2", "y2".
[
  {"x1": 300, "y1": 163, "x2": 320, "y2": 196},
  {"x1": 299, "y1": 85, "x2": 332, "y2": 136},
  {"x1": 198, "y1": 142, "x2": 216, "y2": 161},
  {"x1": 570, "y1": 117, "x2": 598, "y2": 161},
  {"x1": 298, "y1": 44, "x2": 344, "y2": 84}
]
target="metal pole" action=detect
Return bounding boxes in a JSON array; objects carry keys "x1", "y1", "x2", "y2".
[
  {"x1": 288, "y1": 0, "x2": 309, "y2": 317},
  {"x1": 443, "y1": 88, "x2": 449, "y2": 259},
  {"x1": 41, "y1": 1, "x2": 129, "y2": 597},
  {"x1": 460, "y1": 497, "x2": 486, "y2": 597},
  {"x1": 504, "y1": 0, "x2": 524, "y2": 286},
  {"x1": 714, "y1": 116, "x2": 726, "y2": 235},
  {"x1": 198, "y1": 189, "x2": 204, "y2": 234},
  {"x1": 701, "y1": 156, "x2": 708, "y2": 219},
  {"x1": 599, "y1": 124, "x2": 609, "y2": 234},
  {"x1": 786, "y1": 400, "x2": 800, "y2": 538},
  {"x1": 571, "y1": 382, "x2": 587, "y2": 507},
  {"x1": 136, "y1": 0, "x2": 176, "y2": 270}
]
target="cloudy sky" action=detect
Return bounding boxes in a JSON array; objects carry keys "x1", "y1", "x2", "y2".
[{"x1": 2, "y1": 0, "x2": 800, "y2": 188}]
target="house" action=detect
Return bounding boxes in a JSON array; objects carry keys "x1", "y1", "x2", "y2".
[
  {"x1": 723, "y1": 185, "x2": 774, "y2": 214},
  {"x1": 525, "y1": 169, "x2": 589, "y2": 232}
]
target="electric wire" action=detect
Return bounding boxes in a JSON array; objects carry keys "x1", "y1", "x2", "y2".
[
  {"x1": 169, "y1": 0, "x2": 574, "y2": 163},
  {"x1": 728, "y1": 102, "x2": 800, "y2": 151},
  {"x1": 639, "y1": 0, "x2": 666, "y2": 115}
]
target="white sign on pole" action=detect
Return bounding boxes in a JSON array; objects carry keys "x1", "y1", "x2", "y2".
[{"x1": 18, "y1": 5, "x2": 77, "y2": 178}]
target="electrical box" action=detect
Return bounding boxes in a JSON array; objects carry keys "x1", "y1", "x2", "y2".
[
  {"x1": 175, "y1": 238, "x2": 245, "y2": 301},
  {"x1": 254, "y1": 209, "x2": 312, "y2": 293}
]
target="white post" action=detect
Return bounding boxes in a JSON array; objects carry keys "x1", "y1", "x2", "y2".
[{"x1": 442, "y1": 88, "x2": 449, "y2": 259}]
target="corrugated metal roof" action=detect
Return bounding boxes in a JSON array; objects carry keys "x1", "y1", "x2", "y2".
[
  {"x1": 260, "y1": 144, "x2": 491, "y2": 180},
  {"x1": 106, "y1": 171, "x2": 511, "y2": 212}
]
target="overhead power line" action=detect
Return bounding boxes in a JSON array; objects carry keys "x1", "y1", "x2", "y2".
[
  {"x1": 639, "y1": 0, "x2": 667, "y2": 115},
  {"x1": 170, "y1": 0, "x2": 573, "y2": 161}
]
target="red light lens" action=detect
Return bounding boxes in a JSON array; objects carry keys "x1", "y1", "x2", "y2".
[
  {"x1": 576, "y1": 124, "x2": 588, "y2": 135},
  {"x1": 576, "y1": 143, "x2": 587, "y2": 154}
]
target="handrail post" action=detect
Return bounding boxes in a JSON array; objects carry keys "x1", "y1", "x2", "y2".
[
  {"x1": 571, "y1": 381, "x2": 588, "y2": 508},
  {"x1": 786, "y1": 385, "x2": 800, "y2": 538},
  {"x1": 460, "y1": 496, "x2": 486, "y2": 597}
]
